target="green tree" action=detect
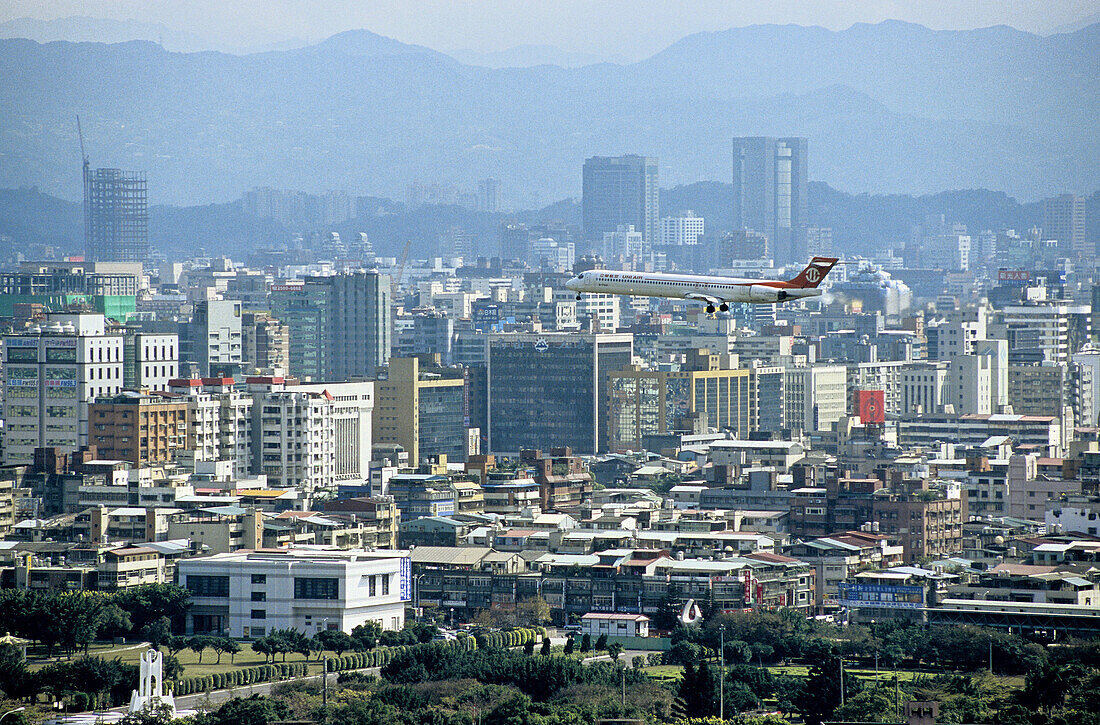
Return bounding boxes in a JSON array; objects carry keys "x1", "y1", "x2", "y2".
[
  {"x1": 100, "y1": 603, "x2": 133, "y2": 640},
  {"x1": 188, "y1": 635, "x2": 212, "y2": 664},
  {"x1": 119, "y1": 701, "x2": 176, "y2": 725},
  {"x1": 221, "y1": 639, "x2": 240, "y2": 664},
  {"x1": 676, "y1": 661, "x2": 718, "y2": 719},
  {"x1": 111, "y1": 584, "x2": 191, "y2": 633},
  {"x1": 351, "y1": 621, "x2": 381, "y2": 651},
  {"x1": 541, "y1": 637, "x2": 552, "y2": 656},
  {"x1": 251, "y1": 637, "x2": 274, "y2": 663},
  {"x1": 202, "y1": 694, "x2": 289, "y2": 725},
  {"x1": 606, "y1": 642, "x2": 623, "y2": 661},
  {"x1": 595, "y1": 634, "x2": 608, "y2": 651},
  {"x1": 142, "y1": 617, "x2": 173, "y2": 651},
  {"x1": 523, "y1": 638, "x2": 535, "y2": 656},
  {"x1": 794, "y1": 656, "x2": 858, "y2": 725},
  {"x1": 563, "y1": 636, "x2": 574, "y2": 655},
  {"x1": 580, "y1": 633, "x2": 591, "y2": 653},
  {"x1": 315, "y1": 629, "x2": 352, "y2": 657},
  {"x1": 514, "y1": 596, "x2": 551, "y2": 627}
]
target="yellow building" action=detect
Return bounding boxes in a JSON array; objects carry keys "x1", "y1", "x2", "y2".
[
  {"x1": 607, "y1": 350, "x2": 752, "y2": 451},
  {"x1": 373, "y1": 356, "x2": 469, "y2": 468}
]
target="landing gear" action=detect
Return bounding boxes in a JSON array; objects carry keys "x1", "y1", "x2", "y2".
[
  {"x1": 705, "y1": 305, "x2": 716, "y2": 314},
  {"x1": 576, "y1": 294, "x2": 581, "y2": 300},
  {"x1": 719, "y1": 303, "x2": 729, "y2": 312}
]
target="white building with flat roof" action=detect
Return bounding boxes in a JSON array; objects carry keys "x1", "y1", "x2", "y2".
[{"x1": 178, "y1": 547, "x2": 409, "y2": 638}]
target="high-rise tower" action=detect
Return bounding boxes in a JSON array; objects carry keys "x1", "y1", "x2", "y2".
[
  {"x1": 1043, "y1": 193, "x2": 1088, "y2": 259},
  {"x1": 582, "y1": 155, "x2": 659, "y2": 252},
  {"x1": 731, "y1": 137, "x2": 807, "y2": 264}
]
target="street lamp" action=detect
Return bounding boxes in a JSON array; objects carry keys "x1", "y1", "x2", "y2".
[
  {"x1": 719, "y1": 625, "x2": 725, "y2": 723},
  {"x1": 0, "y1": 707, "x2": 25, "y2": 722}
]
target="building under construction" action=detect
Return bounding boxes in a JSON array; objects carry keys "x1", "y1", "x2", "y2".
[{"x1": 83, "y1": 164, "x2": 148, "y2": 263}]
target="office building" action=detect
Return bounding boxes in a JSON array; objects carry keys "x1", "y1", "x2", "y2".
[
  {"x1": 181, "y1": 300, "x2": 242, "y2": 377},
  {"x1": 269, "y1": 281, "x2": 328, "y2": 381},
  {"x1": 84, "y1": 165, "x2": 148, "y2": 263},
  {"x1": 477, "y1": 178, "x2": 501, "y2": 213},
  {"x1": 660, "y1": 212, "x2": 705, "y2": 246},
  {"x1": 1043, "y1": 194, "x2": 1088, "y2": 259},
  {"x1": 178, "y1": 548, "x2": 409, "y2": 637},
  {"x1": 607, "y1": 350, "x2": 753, "y2": 451},
  {"x1": 2, "y1": 313, "x2": 124, "y2": 464},
  {"x1": 731, "y1": 137, "x2": 807, "y2": 263},
  {"x1": 373, "y1": 356, "x2": 470, "y2": 468},
  {"x1": 270, "y1": 272, "x2": 391, "y2": 381},
  {"x1": 88, "y1": 391, "x2": 190, "y2": 465},
  {"x1": 582, "y1": 155, "x2": 659, "y2": 248},
  {"x1": 487, "y1": 332, "x2": 633, "y2": 454}
]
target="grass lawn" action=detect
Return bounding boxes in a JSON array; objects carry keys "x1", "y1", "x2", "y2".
[{"x1": 645, "y1": 662, "x2": 1024, "y2": 688}]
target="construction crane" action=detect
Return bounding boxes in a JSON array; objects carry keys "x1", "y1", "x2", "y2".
[
  {"x1": 394, "y1": 239, "x2": 412, "y2": 286},
  {"x1": 76, "y1": 115, "x2": 89, "y2": 171}
]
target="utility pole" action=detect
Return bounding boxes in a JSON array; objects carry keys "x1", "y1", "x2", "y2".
[
  {"x1": 988, "y1": 635, "x2": 993, "y2": 674},
  {"x1": 322, "y1": 657, "x2": 328, "y2": 710},
  {"x1": 894, "y1": 666, "x2": 900, "y2": 720},
  {"x1": 719, "y1": 625, "x2": 725, "y2": 722},
  {"x1": 621, "y1": 668, "x2": 626, "y2": 707},
  {"x1": 839, "y1": 656, "x2": 845, "y2": 706}
]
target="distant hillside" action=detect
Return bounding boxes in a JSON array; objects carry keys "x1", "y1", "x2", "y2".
[{"x1": 0, "y1": 21, "x2": 1096, "y2": 205}]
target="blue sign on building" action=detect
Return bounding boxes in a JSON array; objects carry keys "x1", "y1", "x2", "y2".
[{"x1": 400, "y1": 556, "x2": 412, "y2": 601}]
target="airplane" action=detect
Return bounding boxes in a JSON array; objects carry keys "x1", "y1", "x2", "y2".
[{"x1": 565, "y1": 256, "x2": 839, "y2": 313}]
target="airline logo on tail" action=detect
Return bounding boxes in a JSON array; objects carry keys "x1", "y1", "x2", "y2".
[{"x1": 787, "y1": 257, "x2": 838, "y2": 288}]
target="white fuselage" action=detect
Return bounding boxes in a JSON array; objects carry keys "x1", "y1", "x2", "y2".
[{"x1": 565, "y1": 269, "x2": 821, "y2": 305}]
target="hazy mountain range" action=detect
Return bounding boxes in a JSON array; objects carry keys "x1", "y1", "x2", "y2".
[{"x1": 0, "y1": 20, "x2": 1096, "y2": 205}]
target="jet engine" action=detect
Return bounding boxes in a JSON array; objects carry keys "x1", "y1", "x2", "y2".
[{"x1": 748, "y1": 285, "x2": 788, "y2": 303}]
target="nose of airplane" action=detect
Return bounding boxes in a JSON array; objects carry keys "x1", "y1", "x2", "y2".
[{"x1": 565, "y1": 278, "x2": 579, "y2": 291}]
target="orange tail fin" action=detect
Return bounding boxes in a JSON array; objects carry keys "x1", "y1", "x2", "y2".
[{"x1": 787, "y1": 257, "x2": 838, "y2": 288}]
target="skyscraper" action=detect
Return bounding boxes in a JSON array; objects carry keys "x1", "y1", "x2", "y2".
[
  {"x1": 1043, "y1": 193, "x2": 1087, "y2": 259},
  {"x1": 84, "y1": 165, "x2": 148, "y2": 263},
  {"x1": 731, "y1": 137, "x2": 807, "y2": 264},
  {"x1": 582, "y1": 155, "x2": 659, "y2": 250},
  {"x1": 487, "y1": 331, "x2": 632, "y2": 454},
  {"x1": 270, "y1": 272, "x2": 391, "y2": 381}
]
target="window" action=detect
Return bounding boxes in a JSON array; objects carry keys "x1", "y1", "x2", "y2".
[
  {"x1": 369, "y1": 576, "x2": 376, "y2": 597},
  {"x1": 186, "y1": 575, "x2": 229, "y2": 597},
  {"x1": 251, "y1": 609, "x2": 266, "y2": 620},
  {"x1": 382, "y1": 575, "x2": 390, "y2": 596},
  {"x1": 251, "y1": 574, "x2": 267, "y2": 584},
  {"x1": 294, "y1": 577, "x2": 339, "y2": 600},
  {"x1": 251, "y1": 591, "x2": 266, "y2": 602}
]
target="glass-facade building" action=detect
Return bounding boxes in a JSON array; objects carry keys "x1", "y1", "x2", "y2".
[
  {"x1": 607, "y1": 367, "x2": 753, "y2": 451},
  {"x1": 488, "y1": 332, "x2": 633, "y2": 454}
]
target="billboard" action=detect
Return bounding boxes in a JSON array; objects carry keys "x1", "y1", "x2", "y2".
[
  {"x1": 854, "y1": 389, "x2": 885, "y2": 424},
  {"x1": 997, "y1": 270, "x2": 1031, "y2": 287},
  {"x1": 837, "y1": 582, "x2": 924, "y2": 609}
]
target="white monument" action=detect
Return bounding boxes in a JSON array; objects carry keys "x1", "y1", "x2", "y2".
[
  {"x1": 129, "y1": 649, "x2": 176, "y2": 716},
  {"x1": 678, "y1": 598, "x2": 703, "y2": 627}
]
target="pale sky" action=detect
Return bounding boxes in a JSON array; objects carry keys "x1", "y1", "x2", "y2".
[{"x1": 2, "y1": 0, "x2": 1098, "y2": 58}]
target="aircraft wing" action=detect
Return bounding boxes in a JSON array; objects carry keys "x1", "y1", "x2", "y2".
[{"x1": 684, "y1": 292, "x2": 723, "y2": 307}]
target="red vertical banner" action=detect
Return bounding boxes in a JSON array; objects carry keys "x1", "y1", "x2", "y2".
[{"x1": 854, "y1": 390, "x2": 885, "y2": 424}]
